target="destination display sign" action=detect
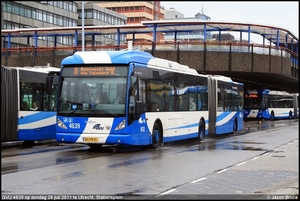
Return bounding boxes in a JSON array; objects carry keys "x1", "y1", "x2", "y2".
[
  {"x1": 75, "y1": 67, "x2": 116, "y2": 76},
  {"x1": 62, "y1": 66, "x2": 127, "y2": 76}
]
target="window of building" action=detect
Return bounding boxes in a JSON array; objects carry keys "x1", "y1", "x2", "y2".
[
  {"x1": 100, "y1": 12, "x2": 104, "y2": 21},
  {"x1": 53, "y1": 15, "x2": 57, "y2": 25},
  {"x1": 13, "y1": 4, "x2": 19, "y2": 15},
  {"x1": 60, "y1": 17, "x2": 63, "y2": 26},
  {"x1": 26, "y1": 8, "x2": 32, "y2": 18},
  {"x1": 38, "y1": 10, "x2": 42, "y2": 21},
  {"x1": 20, "y1": 6, "x2": 25, "y2": 16},
  {"x1": 86, "y1": 11, "x2": 93, "y2": 19},
  {"x1": 6, "y1": 2, "x2": 11, "y2": 12},
  {"x1": 111, "y1": 16, "x2": 115, "y2": 24},
  {"x1": 107, "y1": 15, "x2": 112, "y2": 24},
  {"x1": 72, "y1": 4, "x2": 77, "y2": 13},
  {"x1": 43, "y1": 12, "x2": 47, "y2": 22},
  {"x1": 49, "y1": 13, "x2": 53, "y2": 23},
  {"x1": 63, "y1": 2, "x2": 67, "y2": 10},
  {"x1": 32, "y1": 10, "x2": 36, "y2": 19}
]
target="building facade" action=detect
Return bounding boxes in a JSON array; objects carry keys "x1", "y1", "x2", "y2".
[
  {"x1": 2, "y1": 1, "x2": 78, "y2": 47},
  {"x1": 77, "y1": 2, "x2": 127, "y2": 46},
  {"x1": 164, "y1": 8, "x2": 213, "y2": 42},
  {"x1": 95, "y1": 1, "x2": 165, "y2": 42},
  {"x1": 164, "y1": 7, "x2": 184, "y2": 19},
  {"x1": 1, "y1": 1, "x2": 127, "y2": 48},
  {"x1": 1, "y1": 1, "x2": 233, "y2": 48}
]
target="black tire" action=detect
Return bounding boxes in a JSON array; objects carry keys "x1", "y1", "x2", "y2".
[
  {"x1": 289, "y1": 111, "x2": 293, "y2": 119},
  {"x1": 270, "y1": 111, "x2": 275, "y2": 121},
  {"x1": 22, "y1": 140, "x2": 36, "y2": 146},
  {"x1": 152, "y1": 122, "x2": 161, "y2": 150},
  {"x1": 198, "y1": 120, "x2": 205, "y2": 141},
  {"x1": 233, "y1": 119, "x2": 237, "y2": 133}
]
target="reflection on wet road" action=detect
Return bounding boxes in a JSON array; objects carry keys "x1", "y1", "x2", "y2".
[{"x1": 1, "y1": 119, "x2": 298, "y2": 175}]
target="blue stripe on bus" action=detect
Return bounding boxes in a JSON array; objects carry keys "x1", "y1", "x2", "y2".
[{"x1": 19, "y1": 112, "x2": 56, "y2": 124}]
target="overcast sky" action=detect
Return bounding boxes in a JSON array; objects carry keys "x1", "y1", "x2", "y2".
[{"x1": 160, "y1": 1, "x2": 299, "y2": 43}]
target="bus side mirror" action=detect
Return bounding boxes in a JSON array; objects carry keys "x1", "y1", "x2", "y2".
[
  {"x1": 135, "y1": 101, "x2": 142, "y2": 116},
  {"x1": 46, "y1": 76, "x2": 53, "y2": 95}
]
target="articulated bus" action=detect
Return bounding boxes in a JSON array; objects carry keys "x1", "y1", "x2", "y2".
[
  {"x1": 54, "y1": 51, "x2": 244, "y2": 149},
  {"x1": 1, "y1": 65, "x2": 59, "y2": 143},
  {"x1": 244, "y1": 89, "x2": 299, "y2": 120}
]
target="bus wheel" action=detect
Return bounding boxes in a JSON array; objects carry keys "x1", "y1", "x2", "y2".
[
  {"x1": 270, "y1": 111, "x2": 275, "y2": 121},
  {"x1": 198, "y1": 120, "x2": 205, "y2": 141},
  {"x1": 233, "y1": 119, "x2": 237, "y2": 133},
  {"x1": 22, "y1": 141, "x2": 36, "y2": 146},
  {"x1": 289, "y1": 111, "x2": 293, "y2": 119},
  {"x1": 152, "y1": 122, "x2": 161, "y2": 150}
]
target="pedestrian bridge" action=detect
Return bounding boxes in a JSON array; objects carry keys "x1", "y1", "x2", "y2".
[
  {"x1": 1, "y1": 20, "x2": 298, "y2": 93},
  {"x1": 1, "y1": 41, "x2": 298, "y2": 93}
]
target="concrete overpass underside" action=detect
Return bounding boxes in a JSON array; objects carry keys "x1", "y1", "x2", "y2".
[
  {"x1": 206, "y1": 71, "x2": 299, "y2": 93},
  {"x1": 153, "y1": 51, "x2": 298, "y2": 93}
]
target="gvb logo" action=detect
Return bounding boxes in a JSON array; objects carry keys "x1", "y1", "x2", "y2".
[{"x1": 93, "y1": 124, "x2": 104, "y2": 130}]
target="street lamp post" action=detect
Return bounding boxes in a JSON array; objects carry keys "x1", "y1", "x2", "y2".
[{"x1": 82, "y1": 2, "x2": 85, "y2": 52}]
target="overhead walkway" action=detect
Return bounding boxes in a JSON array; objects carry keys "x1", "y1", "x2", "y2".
[{"x1": 1, "y1": 20, "x2": 299, "y2": 93}]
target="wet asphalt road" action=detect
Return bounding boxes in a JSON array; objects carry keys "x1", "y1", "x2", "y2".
[{"x1": 1, "y1": 119, "x2": 298, "y2": 197}]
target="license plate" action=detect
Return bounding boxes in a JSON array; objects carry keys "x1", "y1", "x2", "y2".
[{"x1": 83, "y1": 137, "x2": 98, "y2": 142}]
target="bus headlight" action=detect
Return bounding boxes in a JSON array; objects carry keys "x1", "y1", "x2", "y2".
[
  {"x1": 57, "y1": 118, "x2": 68, "y2": 129},
  {"x1": 115, "y1": 119, "x2": 126, "y2": 130}
]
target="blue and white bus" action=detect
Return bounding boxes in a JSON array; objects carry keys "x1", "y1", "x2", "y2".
[
  {"x1": 244, "y1": 89, "x2": 299, "y2": 120},
  {"x1": 1, "y1": 65, "x2": 59, "y2": 144},
  {"x1": 55, "y1": 51, "x2": 244, "y2": 149}
]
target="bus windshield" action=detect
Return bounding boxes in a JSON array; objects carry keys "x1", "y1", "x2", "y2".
[
  {"x1": 58, "y1": 66, "x2": 128, "y2": 116},
  {"x1": 244, "y1": 93, "x2": 263, "y2": 109}
]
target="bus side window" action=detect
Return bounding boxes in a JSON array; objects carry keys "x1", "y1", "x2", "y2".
[
  {"x1": 217, "y1": 101, "x2": 224, "y2": 111},
  {"x1": 168, "y1": 96, "x2": 174, "y2": 111},
  {"x1": 21, "y1": 102, "x2": 29, "y2": 110},
  {"x1": 197, "y1": 94, "x2": 202, "y2": 110},
  {"x1": 151, "y1": 93, "x2": 161, "y2": 111},
  {"x1": 129, "y1": 87, "x2": 136, "y2": 114}
]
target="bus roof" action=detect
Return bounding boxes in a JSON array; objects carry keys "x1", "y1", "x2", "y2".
[
  {"x1": 266, "y1": 90, "x2": 292, "y2": 95},
  {"x1": 245, "y1": 89, "x2": 296, "y2": 96},
  {"x1": 148, "y1": 57, "x2": 198, "y2": 74},
  {"x1": 62, "y1": 51, "x2": 154, "y2": 65},
  {"x1": 208, "y1": 74, "x2": 243, "y2": 85},
  {"x1": 17, "y1": 66, "x2": 59, "y2": 73},
  {"x1": 62, "y1": 50, "x2": 199, "y2": 74}
]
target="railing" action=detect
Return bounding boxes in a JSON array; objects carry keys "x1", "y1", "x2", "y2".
[
  {"x1": 1, "y1": 41, "x2": 298, "y2": 61},
  {"x1": 1, "y1": 41, "x2": 298, "y2": 81}
]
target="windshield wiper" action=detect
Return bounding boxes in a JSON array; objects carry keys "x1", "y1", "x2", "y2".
[{"x1": 66, "y1": 109, "x2": 78, "y2": 116}]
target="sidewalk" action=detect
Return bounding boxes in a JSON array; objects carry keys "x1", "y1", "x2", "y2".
[
  {"x1": 156, "y1": 139, "x2": 299, "y2": 199},
  {"x1": 269, "y1": 180, "x2": 299, "y2": 195},
  {"x1": 263, "y1": 139, "x2": 299, "y2": 195}
]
